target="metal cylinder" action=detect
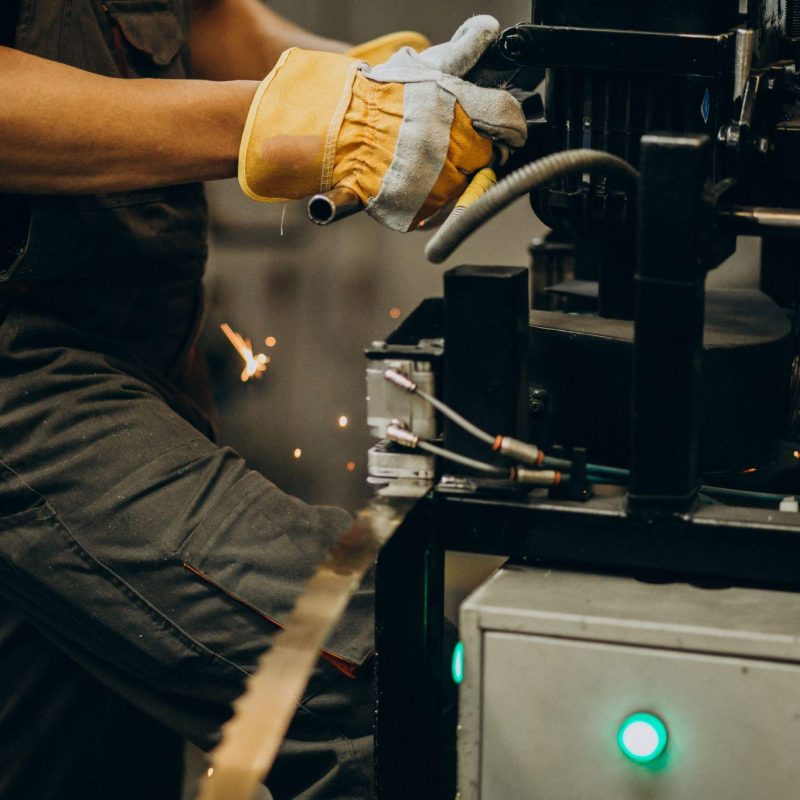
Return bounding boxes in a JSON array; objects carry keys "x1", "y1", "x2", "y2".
[
  {"x1": 513, "y1": 468, "x2": 561, "y2": 486},
  {"x1": 498, "y1": 437, "x2": 541, "y2": 466},
  {"x1": 307, "y1": 187, "x2": 363, "y2": 226},
  {"x1": 734, "y1": 28, "x2": 755, "y2": 100},
  {"x1": 724, "y1": 206, "x2": 800, "y2": 236}
]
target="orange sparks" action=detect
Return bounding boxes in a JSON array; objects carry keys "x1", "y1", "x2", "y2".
[
  {"x1": 389, "y1": 307, "x2": 402, "y2": 319},
  {"x1": 338, "y1": 415, "x2": 349, "y2": 428},
  {"x1": 346, "y1": 461, "x2": 356, "y2": 472},
  {"x1": 293, "y1": 448, "x2": 302, "y2": 459},
  {"x1": 220, "y1": 323, "x2": 269, "y2": 382},
  {"x1": 265, "y1": 336, "x2": 277, "y2": 348}
]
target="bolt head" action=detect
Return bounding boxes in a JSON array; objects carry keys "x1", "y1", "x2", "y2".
[{"x1": 500, "y1": 31, "x2": 527, "y2": 60}]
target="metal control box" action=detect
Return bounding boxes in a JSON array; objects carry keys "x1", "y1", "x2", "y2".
[{"x1": 459, "y1": 566, "x2": 800, "y2": 799}]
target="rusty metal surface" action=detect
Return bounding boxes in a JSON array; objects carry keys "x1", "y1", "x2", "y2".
[{"x1": 197, "y1": 483, "x2": 429, "y2": 800}]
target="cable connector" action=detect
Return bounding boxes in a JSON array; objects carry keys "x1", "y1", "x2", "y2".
[
  {"x1": 512, "y1": 468, "x2": 562, "y2": 486},
  {"x1": 492, "y1": 436, "x2": 543, "y2": 466},
  {"x1": 386, "y1": 421, "x2": 419, "y2": 449},
  {"x1": 384, "y1": 368, "x2": 417, "y2": 393}
]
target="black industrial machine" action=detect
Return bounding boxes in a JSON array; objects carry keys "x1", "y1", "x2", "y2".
[{"x1": 364, "y1": 1, "x2": 800, "y2": 797}]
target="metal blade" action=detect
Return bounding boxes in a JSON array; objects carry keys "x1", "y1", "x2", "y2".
[{"x1": 197, "y1": 483, "x2": 429, "y2": 800}]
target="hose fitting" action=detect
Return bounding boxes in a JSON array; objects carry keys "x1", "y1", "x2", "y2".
[
  {"x1": 384, "y1": 368, "x2": 417, "y2": 393},
  {"x1": 492, "y1": 436, "x2": 543, "y2": 466},
  {"x1": 386, "y1": 421, "x2": 419, "y2": 448},
  {"x1": 512, "y1": 468, "x2": 562, "y2": 486}
]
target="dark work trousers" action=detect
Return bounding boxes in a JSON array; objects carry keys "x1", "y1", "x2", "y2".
[{"x1": 0, "y1": 276, "x2": 375, "y2": 799}]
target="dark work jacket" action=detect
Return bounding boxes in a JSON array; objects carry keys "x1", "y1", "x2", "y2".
[
  {"x1": 1, "y1": 0, "x2": 372, "y2": 668},
  {"x1": 0, "y1": 4, "x2": 375, "y2": 799},
  {"x1": 0, "y1": 1, "x2": 372, "y2": 671},
  {"x1": 1, "y1": 0, "x2": 208, "y2": 285},
  {"x1": 0, "y1": 0, "x2": 215, "y2": 433},
  {"x1": 0, "y1": 3, "x2": 210, "y2": 797}
]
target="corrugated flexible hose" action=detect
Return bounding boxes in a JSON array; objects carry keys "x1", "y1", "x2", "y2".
[{"x1": 424, "y1": 148, "x2": 640, "y2": 264}]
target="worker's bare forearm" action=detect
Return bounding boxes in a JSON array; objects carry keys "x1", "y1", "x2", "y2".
[
  {"x1": 191, "y1": 0, "x2": 349, "y2": 81},
  {"x1": 0, "y1": 47, "x2": 258, "y2": 194}
]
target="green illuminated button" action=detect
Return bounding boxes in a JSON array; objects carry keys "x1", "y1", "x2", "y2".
[
  {"x1": 617, "y1": 712, "x2": 668, "y2": 764},
  {"x1": 451, "y1": 641, "x2": 465, "y2": 685}
]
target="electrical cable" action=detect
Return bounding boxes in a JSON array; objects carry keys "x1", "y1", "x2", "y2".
[
  {"x1": 416, "y1": 439, "x2": 508, "y2": 476},
  {"x1": 541, "y1": 455, "x2": 572, "y2": 470},
  {"x1": 425, "y1": 149, "x2": 640, "y2": 264},
  {"x1": 384, "y1": 419, "x2": 505, "y2": 475},
  {"x1": 699, "y1": 485, "x2": 790, "y2": 505},
  {"x1": 383, "y1": 370, "x2": 795, "y2": 508},
  {"x1": 414, "y1": 386, "x2": 496, "y2": 446},
  {"x1": 387, "y1": 368, "x2": 607, "y2": 471},
  {"x1": 383, "y1": 368, "x2": 497, "y2": 446},
  {"x1": 385, "y1": 422, "x2": 562, "y2": 485},
  {"x1": 586, "y1": 470, "x2": 794, "y2": 508},
  {"x1": 586, "y1": 463, "x2": 629, "y2": 481}
]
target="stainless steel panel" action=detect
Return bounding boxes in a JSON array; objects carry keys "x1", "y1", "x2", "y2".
[{"x1": 459, "y1": 567, "x2": 800, "y2": 799}]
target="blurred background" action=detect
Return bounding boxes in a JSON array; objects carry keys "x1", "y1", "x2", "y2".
[{"x1": 201, "y1": 1, "x2": 760, "y2": 613}]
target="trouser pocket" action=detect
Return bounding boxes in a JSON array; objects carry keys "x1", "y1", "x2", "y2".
[{"x1": 0, "y1": 460, "x2": 215, "y2": 691}]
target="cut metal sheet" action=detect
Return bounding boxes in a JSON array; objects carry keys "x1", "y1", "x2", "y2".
[{"x1": 197, "y1": 483, "x2": 429, "y2": 800}]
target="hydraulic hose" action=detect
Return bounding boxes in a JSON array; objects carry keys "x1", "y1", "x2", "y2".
[{"x1": 425, "y1": 149, "x2": 640, "y2": 264}]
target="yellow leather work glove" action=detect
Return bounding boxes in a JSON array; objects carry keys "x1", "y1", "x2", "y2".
[
  {"x1": 238, "y1": 15, "x2": 526, "y2": 232},
  {"x1": 346, "y1": 30, "x2": 431, "y2": 66}
]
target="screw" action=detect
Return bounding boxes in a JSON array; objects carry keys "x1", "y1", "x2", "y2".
[{"x1": 529, "y1": 387, "x2": 548, "y2": 413}]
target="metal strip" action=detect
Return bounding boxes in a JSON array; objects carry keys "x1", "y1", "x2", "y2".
[
  {"x1": 197, "y1": 483, "x2": 429, "y2": 800},
  {"x1": 507, "y1": 25, "x2": 735, "y2": 78}
]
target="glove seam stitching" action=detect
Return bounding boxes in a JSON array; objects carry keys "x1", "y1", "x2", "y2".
[
  {"x1": 343, "y1": 76, "x2": 381, "y2": 202},
  {"x1": 237, "y1": 48, "x2": 294, "y2": 201},
  {"x1": 320, "y1": 60, "x2": 360, "y2": 193}
]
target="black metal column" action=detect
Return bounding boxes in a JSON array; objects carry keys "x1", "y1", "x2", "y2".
[
  {"x1": 374, "y1": 502, "x2": 447, "y2": 799},
  {"x1": 443, "y1": 266, "x2": 529, "y2": 469},
  {"x1": 534, "y1": 0, "x2": 740, "y2": 33},
  {"x1": 629, "y1": 134, "x2": 709, "y2": 511}
]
